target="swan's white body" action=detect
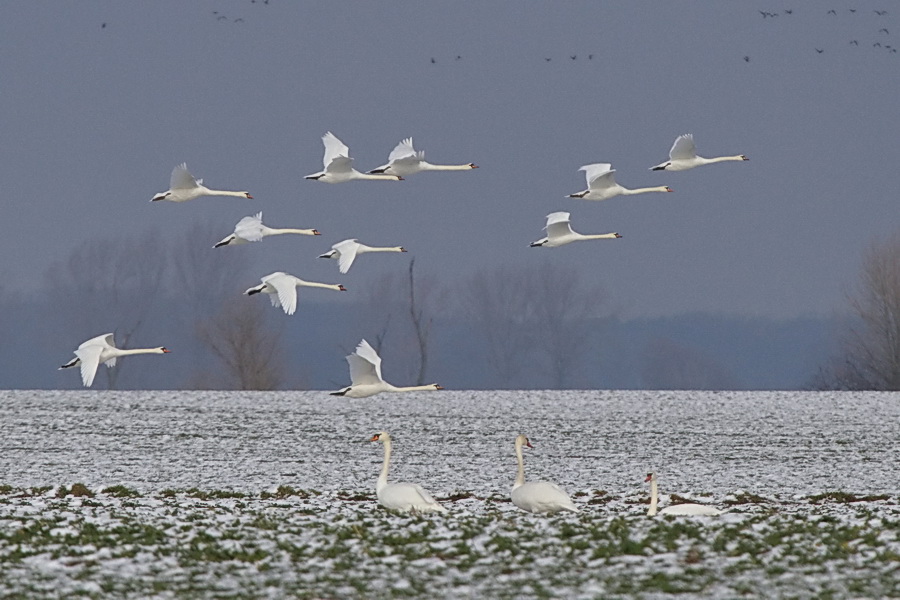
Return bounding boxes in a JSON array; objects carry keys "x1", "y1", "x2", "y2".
[
  {"x1": 568, "y1": 163, "x2": 672, "y2": 200},
  {"x1": 214, "y1": 212, "x2": 320, "y2": 248},
  {"x1": 305, "y1": 132, "x2": 402, "y2": 183},
  {"x1": 318, "y1": 239, "x2": 407, "y2": 273},
  {"x1": 59, "y1": 333, "x2": 170, "y2": 387},
  {"x1": 331, "y1": 339, "x2": 443, "y2": 398},
  {"x1": 370, "y1": 431, "x2": 447, "y2": 514},
  {"x1": 651, "y1": 134, "x2": 748, "y2": 171},
  {"x1": 511, "y1": 434, "x2": 578, "y2": 514},
  {"x1": 530, "y1": 212, "x2": 621, "y2": 248},
  {"x1": 244, "y1": 272, "x2": 345, "y2": 316},
  {"x1": 368, "y1": 137, "x2": 477, "y2": 177},
  {"x1": 151, "y1": 163, "x2": 252, "y2": 202},
  {"x1": 646, "y1": 473, "x2": 722, "y2": 516}
]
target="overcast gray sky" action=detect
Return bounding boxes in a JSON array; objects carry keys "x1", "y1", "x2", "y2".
[{"x1": 2, "y1": 1, "x2": 897, "y2": 319}]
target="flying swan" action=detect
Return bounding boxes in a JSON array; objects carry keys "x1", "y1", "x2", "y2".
[
  {"x1": 214, "y1": 212, "x2": 320, "y2": 248},
  {"x1": 530, "y1": 212, "x2": 622, "y2": 247},
  {"x1": 244, "y1": 272, "x2": 346, "y2": 316},
  {"x1": 318, "y1": 239, "x2": 407, "y2": 273},
  {"x1": 511, "y1": 434, "x2": 578, "y2": 514},
  {"x1": 151, "y1": 163, "x2": 252, "y2": 202},
  {"x1": 650, "y1": 134, "x2": 748, "y2": 171},
  {"x1": 305, "y1": 132, "x2": 403, "y2": 183},
  {"x1": 369, "y1": 431, "x2": 447, "y2": 514},
  {"x1": 59, "y1": 333, "x2": 170, "y2": 388},
  {"x1": 331, "y1": 339, "x2": 443, "y2": 398},
  {"x1": 568, "y1": 163, "x2": 672, "y2": 201},
  {"x1": 645, "y1": 472, "x2": 722, "y2": 516},
  {"x1": 368, "y1": 137, "x2": 478, "y2": 177}
]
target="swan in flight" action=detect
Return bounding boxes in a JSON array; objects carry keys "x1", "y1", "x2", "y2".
[
  {"x1": 511, "y1": 434, "x2": 578, "y2": 514},
  {"x1": 244, "y1": 272, "x2": 346, "y2": 316},
  {"x1": 530, "y1": 212, "x2": 622, "y2": 248},
  {"x1": 318, "y1": 239, "x2": 407, "y2": 274},
  {"x1": 214, "y1": 212, "x2": 320, "y2": 248},
  {"x1": 59, "y1": 333, "x2": 170, "y2": 387},
  {"x1": 568, "y1": 163, "x2": 672, "y2": 201},
  {"x1": 645, "y1": 473, "x2": 722, "y2": 516},
  {"x1": 369, "y1": 431, "x2": 447, "y2": 514},
  {"x1": 305, "y1": 132, "x2": 403, "y2": 183},
  {"x1": 651, "y1": 134, "x2": 748, "y2": 171},
  {"x1": 151, "y1": 163, "x2": 252, "y2": 202},
  {"x1": 331, "y1": 339, "x2": 443, "y2": 398},
  {"x1": 367, "y1": 137, "x2": 478, "y2": 177}
]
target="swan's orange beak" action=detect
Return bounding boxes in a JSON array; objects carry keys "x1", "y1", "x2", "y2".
[
  {"x1": 469, "y1": 163, "x2": 479, "y2": 169},
  {"x1": 162, "y1": 348, "x2": 171, "y2": 353},
  {"x1": 370, "y1": 434, "x2": 381, "y2": 442},
  {"x1": 246, "y1": 193, "x2": 254, "y2": 199},
  {"x1": 435, "y1": 384, "x2": 444, "y2": 390},
  {"x1": 338, "y1": 285, "x2": 347, "y2": 291},
  {"x1": 644, "y1": 473, "x2": 653, "y2": 482},
  {"x1": 741, "y1": 156, "x2": 749, "y2": 161},
  {"x1": 525, "y1": 439, "x2": 534, "y2": 449},
  {"x1": 665, "y1": 187, "x2": 674, "y2": 192},
  {"x1": 312, "y1": 230, "x2": 321, "y2": 235}
]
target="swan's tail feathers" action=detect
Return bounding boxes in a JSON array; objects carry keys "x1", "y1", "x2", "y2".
[
  {"x1": 59, "y1": 357, "x2": 80, "y2": 370},
  {"x1": 330, "y1": 387, "x2": 350, "y2": 396}
]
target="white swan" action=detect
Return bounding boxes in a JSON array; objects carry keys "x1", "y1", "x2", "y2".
[
  {"x1": 330, "y1": 339, "x2": 443, "y2": 398},
  {"x1": 305, "y1": 132, "x2": 403, "y2": 183},
  {"x1": 568, "y1": 163, "x2": 672, "y2": 201},
  {"x1": 59, "y1": 333, "x2": 170, "y2": 388},
  {"x1": 530, "y1": 212, "x2": 622, "y2": 247},
  {"x1": 318, "y1": 239, "x2": 407, "y2": 274},
  {"x1": 650, "y1": 134, "x2": 748, "y2": 171},
  {"x1": 151, "y1": 163, "x2": 252, "y2": 202},
  {"x1": 511, "y1": 434, "x2": 578, "y2": 514},
  {"x1": 369, "y1": 431, "x2": 447, "y2": 514},
  {"x1": 645, "y1": 473, "x2": 722, "y2": 516},
  {"x1": 244, "y1": 272, "x2": 346, "y2": 316},
  {"x1": 214, "y1": 212, "x2": 320, "y2": 248},
  {"x1": 368, "y1": 137, "x2": 478, "y2": 177}
]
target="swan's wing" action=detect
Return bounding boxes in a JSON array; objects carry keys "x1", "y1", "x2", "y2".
[
  {"x1": 262, "y1": 273, "x2": 297, "y2": 315},
  {"x1": 669, "y1": 134, "x2": 696, "y2": 160},
  {"x1": 388, "y1": 137, "x2": 423, "y2": 163},
  {"x1": 544, "y1": 212, "x2": 574, "y2": 239},
  {"x1": 170, "y1": 163, "x2": 199, "y2": 190},
  {"x1": 234, "y1": 212, "x2": 265, "y2": 242},
  {"x1": 325, "y1": 155, "x2": 354, "y2": 174},
  {"x1": 78, "y1": 333, "x2": 115, "y2": 350},
  {"x1": 74, "y1": 345, "x2": 104, "y2": 387},
  {"x1": 349, "y1": 339, "x2": 383, "y2": 383},
  {"x1": 332, "y1": 239, "x2": 360, "y2": 273},
  {"x1": 580, "y1": 163, "x2": 616, "y2": 189},
  {"x1": 322, "y1": 132, "x2": 351, "y2": 168}
]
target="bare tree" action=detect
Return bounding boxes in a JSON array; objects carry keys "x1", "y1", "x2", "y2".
[
  {"x1": 407, "y1": 258, "x2": 433, "y2": 385},
  {"x1": 815, "y1": 232, "x2": 900, "y2": 390}
]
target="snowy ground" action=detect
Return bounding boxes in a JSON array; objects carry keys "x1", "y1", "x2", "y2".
[{"x1": 0, "y1": 390, "x2": 897, "y2": 598}]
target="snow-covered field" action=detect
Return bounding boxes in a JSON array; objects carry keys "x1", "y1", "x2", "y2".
[{"x1": 0, "y1": 390, "x2": 897, "y2": 598}]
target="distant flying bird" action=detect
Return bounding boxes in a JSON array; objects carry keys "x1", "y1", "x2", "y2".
[
  {"x1": 234, "y1": 18, "x2": 244, "y2": 23},
  {"x1": 568, "y1": 163, "x2": 672, "y2": 201},
  {"x1": 588, "y1": 54, "x2": 594, "y2": 59},
  {"x1": 646, "y1": 473, "x2": 722, "y2": 516},
  {"x1": 101, "y1": 22, "x2": 106, "y2": 29},
  {"x1": 827, "y1": 9, "x2": 836, "y2": 15},
  {"x1": 816, "y1": 48, "x2": 824, "y2": 53},
  {"x1": 545, "y1": 57, "x2": 552, "y2": 61},
  {"x1": 151, "y1": 163, "x2": 252, "y2": 202},
  {"x1": 214, "y1": 212, "x2": 320, "y2": 248},
  {"x1": 430, "y1": 57, "x2": 436, "y2": 64},
  {"x1": 744, "y1": 55, "x2": 750, "y2": 62},
  {"x1": 318, "y1": 239, "x2": 407, "y2": 274},
  {"x1": 874, "y1": 42, "x2": 882, "y2": 48},
  {"x1": 850, "y1": 40, "x2": 859, "y2": 46},
  {"x1": 849, "y1": 9, "x2": 856, "y2": 13},
  {"x1": 879, "y1": 28, "x2": 889, "y2": 34},
  {"x1": 875, "y1": 10, "x2": 888, "y2": 16},
  {"x1": 217, "y1": 15, "x2": 228, "y2": 21},
  {"x1": 60, "y1": 333, "x2": 170, "y2": 388},
  {"x1": 331, "y1": 339, "x2": 443, "y2": 398},
  {"x1": 245, "y1": 272, "x2": 345, "y2": 316},
  {"x1": 305, "y1": 132, "x2": 402, "y2": 183},
  {"x1": 368, "y1": 137, "x2": 478, "y2": 176},
  {"x1": 784, "y1": 9, "x2": 792, "y2": 15},
  {"x1": 650, "y1": 134, "x2": 748, "y2": 171},
  {"x1": 369, "y1": 432, "x2": 447, "y2": 514},
  {"x1": 530, "y1": 212, "x2": 622, "y2": 248},
  {"x1": 511, "y1": 434, "x2": 578, "y2": 514}
]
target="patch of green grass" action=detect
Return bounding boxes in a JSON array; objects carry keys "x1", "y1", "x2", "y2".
[
  {"x1": 102, "y1": 485, "x2": 141, "y2": 498},
  {"x1": 807, "y1": 491, "x2": 891, "y2": 504}
]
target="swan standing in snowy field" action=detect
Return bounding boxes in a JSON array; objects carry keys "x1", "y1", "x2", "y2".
[
  {"x1": 367, "y1": 137, "x2": 478, "y2": 177},
  {"x1": 650, "y1": 134, "x2": 748, "y2": 171},
  {"x1": 369, "y1": 431, "x2": 447, "y2": 514},
  {"x1": 568, "y1": 163, "x2": 672, "y2": 201},
  {"x1": 151, "y1": 163, "x2": 252, "y2": 202},
  {"x1": 59, "y1": 333, "x2": 170, "y2": 388},
  {"x1": 511, "y1": 434, "x2": 578, "y2": 514},
  {"x1": 645, "y1": 472, "x2": 722, "y2": 516},
  {"x1": 244, "y1": 272, "x2": 346, "y2": 316},
  {"x1": 214, "y1": 212, "x2": 320, "y2": 248},
  {"x1": 530, "y1": 212, "x2": 622, "y2": 248},
  {"x1": 331, "y1": 339, "x2": 443, "y2": 398},
  {"x1": 305, "y1": 132, "x2": 403, "y2": 183},
  {"x1": 318, "y1": 239, "x2": 407, "y2": 274}
]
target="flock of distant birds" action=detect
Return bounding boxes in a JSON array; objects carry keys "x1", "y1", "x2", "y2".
[
  {"x1": 755, "y1": 8, "x2": 895, "y2": 56},
  {"x1": 59, "y1": 131, "x2": 747, "y2": 393},
  {"x1": 368, "y1": 431, "x2": 723, "y2": 515}
]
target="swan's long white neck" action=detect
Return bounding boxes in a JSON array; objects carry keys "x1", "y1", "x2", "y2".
[
  {"x1": 200, "y1": 187, "x2": 250, "y2": 197},
  {"x1": 111, "y1": 347, "x2": 165, "y2": 358},
  {"x1": 297, "y1": 281, "x2": 342, "y2": 291},
  {"x1": 377, "y1": 437, "x2": 391, "y2": 493},
  {"x1": 648, "y1": 477, "x2": 659, "y2": 516},
  {"x1": 420, "y1": 162, "x2": 476, "y2": 171},
  {"x1": 514, "y1": 440, "x2": 526, "y2": 490},
  {"x1": 264, "y1": 227, "x2": 318, "y2": 236},
  {"x1": 700, "y1": 155, "x2": 746, "y2": 165},
  {"x1": 621, "y1": 186, "x2": 671, "y2": 195},
  {"x1": 361, "y1": 246, "x2": 405, "y2": 253},
  {"x1": 385, "y1": 383, "x2": 439, "y2": 392},
  {"x1": 576, "y1": 233, "x2": 620, "y2": 241}
]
